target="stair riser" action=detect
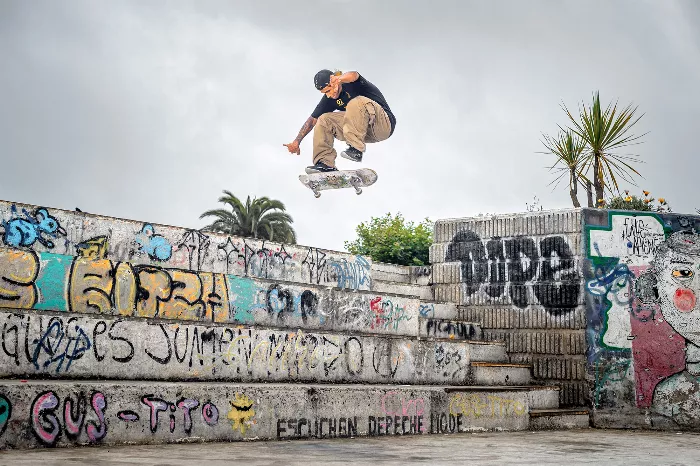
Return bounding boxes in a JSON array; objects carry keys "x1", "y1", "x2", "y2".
[
  {"x1": 471, "y1": 366, "x2": 532, "y2": 386},
  {"x1": 0, "y1": 245, "x2": 422, "y2": 337},
  {"x1": 419, "y1": 318, "x2": 483, "y2": 341},
  {"x1": 0, "y1": 382, "x2": 533, "y2": 449},
  {"x1": 371, "y1": 280, "x2": 433, "y2": 300},
  {"x1": 0, "y1": 201, "x2": 372, "y2": 290},
  {"x1": 468, "y1": 345, "x2": 508, "y2": 363},
  {"x1": 0, "y1": 309, "x2": 509, "y2": 385},
  {"x1": 529, "y1": 414, "x2": 590, "y2": 430},
  {"x1": 371, "y1": 270, "x2": 411, "y2": 285},
  {"x1": 528, "y1": 389, "x2": 561, "y2": 410},
  {"x1": 418, "y1": 302, "x2": 459, "y2": 320}
]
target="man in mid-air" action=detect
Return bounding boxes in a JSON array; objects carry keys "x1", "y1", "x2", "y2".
[{"x1": 284, "y1": 69, "x2": 396, "y2": 173}]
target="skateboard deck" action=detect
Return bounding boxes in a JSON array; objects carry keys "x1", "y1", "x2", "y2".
[{"x1": 299, "y1": 168, "x2": 378, "y2": 198}]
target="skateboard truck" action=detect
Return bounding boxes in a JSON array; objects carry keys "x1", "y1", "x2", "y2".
[{"x1": 350, "y1": 177, "x2": 363, "y2": 195}]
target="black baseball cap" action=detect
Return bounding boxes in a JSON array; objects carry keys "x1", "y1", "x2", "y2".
[{"x1": 314, "y1": 69, "x2": 333, "y2": 90}]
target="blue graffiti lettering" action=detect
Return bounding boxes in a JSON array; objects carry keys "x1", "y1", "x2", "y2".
[{"x1": 32, "y1": 320, "x2": 92, "y2": 373}]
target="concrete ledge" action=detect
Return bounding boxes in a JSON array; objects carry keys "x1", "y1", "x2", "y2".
[
  {"x1": 0, "y1": 309, "x2": 509, "y2": 385},
  {"x1": 0, "y1": 380, "x2": 536, "y2": 449},
  {"x1": 0, "y1": 200, "x2": 372, "y2": 290},
  {"x1": 0, "y1": 244, "x2": 426, "y2": 337},
  {"x1": 371, "y1": 280, "x2": 433, "y2": 300}
]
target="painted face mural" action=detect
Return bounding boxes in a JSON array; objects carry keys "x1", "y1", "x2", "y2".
[{"x1": 651, "y1": 232, "x2": 700, "y2": 345}]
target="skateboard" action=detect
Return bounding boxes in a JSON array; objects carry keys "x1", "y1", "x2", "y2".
[{"x1": 299, "y1": 168, "x2": 378, "y2": 198}]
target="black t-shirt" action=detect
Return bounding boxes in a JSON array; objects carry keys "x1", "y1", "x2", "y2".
[{"x1": 311, "y1": 74, "x2": 396, "y2": 134}]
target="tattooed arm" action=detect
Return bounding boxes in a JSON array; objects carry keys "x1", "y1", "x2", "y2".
[
  {"x1": 283, "y1": 116, "x2": 317, "y2": 155},
  {"x1": 295, "y1": 116, "x2": 317, "y2": 143}
]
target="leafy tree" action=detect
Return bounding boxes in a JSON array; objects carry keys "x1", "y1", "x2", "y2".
[
  {"x1": 345, "y1": 213, "x2": 433, "y2": 266},
  {"x1": 563, "y1": 91, "x2": 646, "y2": 203},
  {"x1": 200, "y1": 191, "x2": 297, "y2": 243},
  {"x1": 539, "y1": 130, "x2": 589, "y2": 207}
]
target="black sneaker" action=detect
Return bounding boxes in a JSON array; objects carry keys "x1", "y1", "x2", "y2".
[
  {"x1": 340, "y1": 146, "x2": 363, "y2": 162},
  {"x1": 305, "y1": 161, "x2": 338, "y2": 174}
]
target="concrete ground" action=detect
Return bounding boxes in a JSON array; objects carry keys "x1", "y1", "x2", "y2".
[{"x1": 0, "y1": 429, "x2": 697, "y2": 465}]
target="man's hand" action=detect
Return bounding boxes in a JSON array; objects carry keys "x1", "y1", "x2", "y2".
[
  {"x1": 328, "y1": 74, "x2": 341, "y2": 97},
  {"x1": 286, "y1": 116, "x2": 317, "y2": 155},
  {"x1": 329, "y1": 74, "x2": 341, "y2": 88},
  {"x1": 283, "y1": 140, "x2": 301, "y2": 155}
]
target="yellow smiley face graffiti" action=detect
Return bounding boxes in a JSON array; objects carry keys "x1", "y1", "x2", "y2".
[{"x1": 227, "y1": 393, "x2": 255, "y2": 434}]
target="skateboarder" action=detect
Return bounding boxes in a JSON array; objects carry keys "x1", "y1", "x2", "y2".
[{"x1": 283, "y1": 69, "x2": 396, "y2": 173}]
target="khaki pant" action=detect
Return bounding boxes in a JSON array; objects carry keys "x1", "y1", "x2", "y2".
[{"x1": 312, "y1": 96, "x2": 392, "y2": 167}]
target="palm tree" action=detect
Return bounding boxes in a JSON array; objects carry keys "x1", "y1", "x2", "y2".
[
  {"x1": 199, "y1": 191, "x2": 297, "y2": 244},
  {"x1": 562, "y1": 91, "x2": 646, "y2": 203},
  {"x1": 540, "y1": 129, "x2": 590, "y2": 207}
]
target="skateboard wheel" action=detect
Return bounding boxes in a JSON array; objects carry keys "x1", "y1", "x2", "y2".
[
  {"x1": 314, "y1": 192, "x2": 321, "y2": 198},
  {"x1": 355, "y1": 188, "x2": 362, "y2": 195}
]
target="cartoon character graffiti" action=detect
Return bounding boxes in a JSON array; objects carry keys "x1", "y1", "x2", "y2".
[
  {"x1": 135, "y1": 224, "x2": 172, "y2": 262},
  {"x1": 634, "y1": 231, "x2": 700, "y2": 426},
  {"x1": 227, "y1": 393, "x2": 255, "y2": 435},
  {"x1": 1, "y1": 206, "x2": 66, "y2": 249}
]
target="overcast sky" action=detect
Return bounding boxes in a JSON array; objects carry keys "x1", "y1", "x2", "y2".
[{"x1": 1, "y1": 0, "x2": 699, "y2": 252}]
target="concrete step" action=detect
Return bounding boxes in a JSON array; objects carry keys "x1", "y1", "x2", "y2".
[
  {"x1": 529, "y1": 408, "x2": 590, "y2": 430},
  {"x1": 445, "y1": 385, "x2": 561, "y2": 410},
  {"x1": 0, "y1": 380, "x2": 552, "y2": 449},
  {"x1": 371, "y1": 279, "x2": 433, "y2": 300},
  {"x1": 370, "y1": 263, "x2": 433, "y2": 287},
  {"x1": 0, "y1": 308, "x2": 508, "y2": 385},
  {"x1": 419, "y1": 317, "x2": 482, "y2": 340},
  {"x1": 470, "y1": 362, "x2": 532, "y2": 386},
  {"x1": 371, "y1": 262, "x2": 411, "y2": 284},
  {"x1": 0, "y1": 243, "x2": 435, "y2": 337},
  {"x1": 416, "y1": 301, "x2": 458, "y2": 320}
]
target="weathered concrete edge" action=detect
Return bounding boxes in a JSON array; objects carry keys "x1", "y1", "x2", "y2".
[
  {"x1": 0, "y1": 200, "x2": 372, "y2": 291},
  {"x1": 0, "y1": 380, "x2": 535, "y2": 449},
  {"x1": 0, "y1": 308, "x2": 501, "y2": 385}
]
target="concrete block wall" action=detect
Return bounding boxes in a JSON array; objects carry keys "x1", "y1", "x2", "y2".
[
  {"x1": 583, "y1": 209, "x2": 700, "y2": 430},
  {"x1": 430, "y1": 209, "x2": 587, "y2": 406},
  {"x1": 0, "y1": 200, "x2": 568, "y2": 449}
]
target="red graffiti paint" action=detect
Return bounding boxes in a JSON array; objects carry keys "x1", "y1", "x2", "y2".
[
  {"x1": 381, "y1": 391, "x2": 425, "y2": 418},
  {"x1": 674, "y1": 288, "x2": 696, "y2": 312},
  {"x1": 31, "y1": 391, "x2": 60, "y2": 446},
  {"x1": 629, "y1": 265, "x2": 686, "y2": 408},
  {"x1": 86, "y1": 392, "x2": 107, "y2": 442}
]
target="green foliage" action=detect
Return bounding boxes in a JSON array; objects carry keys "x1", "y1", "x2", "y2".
[
  {"x1": 344, "y1": 213, "x2": 433, "y2": 266},
  {"x1": 200, "y1": 191, "x2": 297, "y2": 244},
  {"x1": 604, "y1": 195, "x2": 651, "y2": 211},
  {"x1": 600, "y1": 190, "x2": 671, "y2": 213}
]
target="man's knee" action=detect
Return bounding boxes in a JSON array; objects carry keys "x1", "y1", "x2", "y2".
[
  {"x1": 346, "y1": 96, "x2": 372, "y2": 111},
  {"x1": 316, "y1": 113, "x2": 333, "y2": 128}
]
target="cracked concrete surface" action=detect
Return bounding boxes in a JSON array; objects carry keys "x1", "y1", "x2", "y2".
[{"x1": 0, "y1": 429, "x2": 697, "y2": 466}]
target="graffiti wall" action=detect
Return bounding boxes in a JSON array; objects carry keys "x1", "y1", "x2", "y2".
[
  {"x1": 0, "y1": 201, "x2": 371, "y2": 290},
  {"x1": 584, "y1": 209, "x2": 700, "y2": 429},
  {"x1": 0, "y1": 382, "x2": 531, "y2": 448},
  {"x1": 0, "y1": 202, "x2": 425, "y2": 337},
  {"x1": 0, "y1": 309, "x2": 474, "y2": 385},
  {"x1": 430, "y1": 210, "x2": 587, "y2": 406}
]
